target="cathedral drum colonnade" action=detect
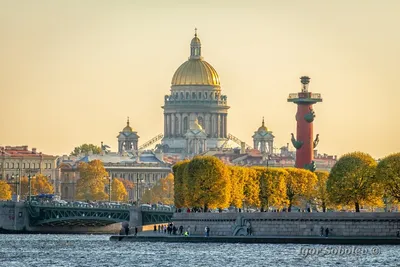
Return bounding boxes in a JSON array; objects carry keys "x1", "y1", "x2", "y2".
[{"x1": 162, "y1": 30, "x2": 230, "y2": 154}]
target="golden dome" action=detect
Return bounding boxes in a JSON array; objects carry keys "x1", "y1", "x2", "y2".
[
  {"x1": 171, "y1": 30, "x2": 220, "y2": 86},
  {"x1": 172, "y1": 60, "x2": 220, "y2": 86},
  {"x1": 258, "y1": 117, "x2": 269, "y2": 132},
  {"x1": 123, "y1": 117, "x2": 133, "y2": 132}
]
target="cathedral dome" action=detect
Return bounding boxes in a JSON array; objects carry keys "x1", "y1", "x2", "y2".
[
  {"x1": 172, "y1": 60, "x2": 220, "y2": 86},
  {"x1": 122, "y1": 118, "x2": 133, "y2": 133},
  {"x1": 171, "y1": 30, "x2": 220, "y2": 86},
  {"x1": 257, "y1": 118, "x2": 269, "y2": 132}
]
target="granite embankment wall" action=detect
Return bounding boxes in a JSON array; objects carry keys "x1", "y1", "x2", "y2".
[{"x1": 172, "y1": 212, "x2": 400, "y2": 237}]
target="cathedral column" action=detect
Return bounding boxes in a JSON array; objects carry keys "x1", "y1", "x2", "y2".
[
  {"x1": 217, "y1": 114, "x2": 221, "y2": 138},
  {"x1": 167, "y1": 114, "x2": 171, "y2": 137},
  {"x1": 205, "y1": 113, "x2": 211, "y2": 137},
  {"x1": 221, "y1": 114, "x2": 225, "y2": 139},
  {"x1": 171, "y1": 114, "x2": 175, "y2": 137},
  {"x1": 177, "y1": 113, "x2": 182, "y2": 137},
  {"x1": 164, "y1": 114, "x2": 167, "y2": 136},
  {"x1": 224, "y1": 114, "x2": 228, "y2": 138}
]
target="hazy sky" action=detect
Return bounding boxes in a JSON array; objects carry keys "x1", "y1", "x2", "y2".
[{"x1": 1, "y1": 0, "x2": 399, "y2": 159}]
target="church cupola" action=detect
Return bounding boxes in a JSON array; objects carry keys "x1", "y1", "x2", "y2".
[{"x1": 190, "y1": 28, "x2": 202, "y2": 60}]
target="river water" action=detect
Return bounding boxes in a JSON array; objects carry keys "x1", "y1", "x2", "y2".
[{"x1": 0, "y1": 235, "x2": 398, "y2": 267}]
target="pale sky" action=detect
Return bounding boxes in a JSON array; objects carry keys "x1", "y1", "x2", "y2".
[{"x1": 0, "y1": 0, "x2": 399, "y2": 159}]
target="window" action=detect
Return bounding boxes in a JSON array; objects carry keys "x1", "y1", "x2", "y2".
[
  {"x1": 27, "y1": 163, "x2": 30, "y2": 168},
  {"x1": 16, "y1": 163, "x2": 19, "y2": 168},
  {"x1": 10, "y1": 163, "x2": 14, "y2": 168},
  {"x1": 22, "y1": 163, "x2": 25, "y2": 169}
]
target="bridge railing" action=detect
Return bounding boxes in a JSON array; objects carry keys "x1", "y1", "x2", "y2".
[
  {"x1": 28, "y1": 201, "x2": 131, "y2": 210},
  {"x1": 140, "y1": 206, "x2": 174, "y2": 212}
]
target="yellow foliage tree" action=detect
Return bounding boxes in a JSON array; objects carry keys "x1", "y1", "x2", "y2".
[
  {"x1": 0, "y1": 180, "x2": 12, "y2": 200},
  {"x1": 76, "y1": 160, "x2": 109, "y2": 201},
  {"x1": 254, "y1": 167, "x2": 288, "y2": 211},
  {"x1": 284, "y1": 168, "x2": 317, "y2": 212},
  {"x1": 142, "y1": 174, "x2": 175, "y2": 205},
  {"x1": 32, "y1": 174, "x2": 54, "y2": 194},
  {"x1": 228, "y1": 166, "x2": 247, "y2": 208},
  {"x1": 187, "y1": 156, "x2": 231, "y2": 210},
  {"x1": 314, "y1": 170, "x2": 330, "y2": 212},
  {"x1": 243, "y1": 168, "x2": 260, "y2": 208},
  {"x1": 118, "y1": 178, "x2": 135, "y2": 191},
  {"x1": 327, "y1": 152, "x2": 383, "y2": 212},
  {"x1": 173, "y1": 160, "x2": 189, "y2": 208},
  {"x1": 377, "y1": 153, "x2": 400, "y2": 202},
  {"x1": 111, "y1": 178, "x2": 128, "y2": 202}
]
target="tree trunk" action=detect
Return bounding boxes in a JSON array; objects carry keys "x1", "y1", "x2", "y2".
[
  {"x1": 322, "y1": 202, "x2": 326, "y2": 213},
  {"x1": 355, "y1": 202, "x2": 360, "y2": 212},
  {"x1": 288, "y1": 202, "x2": 292, "y2": 212}
]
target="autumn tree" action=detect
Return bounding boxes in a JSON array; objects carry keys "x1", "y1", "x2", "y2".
[
  {"x1": 19, "y1": 175, "x2": 54, "y2": 198},
  {"x1": 118, "y1": 178, "x2": 134, "y2": 192},
  {"x1": 284, "y1": 168, "x2": 317, "y2": 212},
  {"x1": 187, "y1": 156, "x2": 231, "y2": 211},
  {"x1": 173, "y1": 160, "x2": 190, "y2": 208},
  {"x1": 327, "y1": 152, "x2": 383, "y2": 212},
  {"x1": 377, "y1": 153, "x2": 400, "y2": 202},
  {"x1": 314, "y1": 171, "x2": 330, "y2": 212},
  {"x1": 111, "y1": 178, "x2": 128, "y2": 202},
  {"x1": 254, "y1": 167, "x2": 288, "y2": 211},
  {"x1": 243, "y1": 168, "x2": 260, "y2": 208},
  {"x1": 32, "y1": 174, "x2": 54, "y2": 194},
  {"x1": 76, "y1": 160, "x2": 109, "y2": 201},
  {"x1": 142, "y1": 174, "x2": 174, "y2": 205},
  {"x1": 0, "y1": 180, "x2": 12, "y2": 200},
  {"x1": 70, "y1": 144, "x2": 102, "y2": 156},
  {"x1": 228, "y1": 166, "x2": 247, "y2": 208}
]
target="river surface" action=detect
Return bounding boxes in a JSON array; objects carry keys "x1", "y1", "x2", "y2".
[{"x1": 0, "y1": 235, "x2": 398, "y2": 267}]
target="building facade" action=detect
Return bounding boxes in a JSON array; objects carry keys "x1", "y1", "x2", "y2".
[
  {"x1": 0, "y1": 146, "x2": 59, "y2": 195},
  {"x1": 162, "y1": 31, "x2": 230, "y2": 154}
]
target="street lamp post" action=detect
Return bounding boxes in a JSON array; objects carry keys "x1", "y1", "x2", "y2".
[
  {"x1": 108, "y1": 177, "x2": 112, "y2": 203},
  {"x1": 28, "y1": 174, "x2": 32, "y2": 202},
  {"x1": 136, "y1": 176, "x2": 144, "y2": 206}
]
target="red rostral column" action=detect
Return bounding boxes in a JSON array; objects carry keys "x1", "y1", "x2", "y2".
[{"x1": 287, "y1": 76, "x2": 322, "y2": 171}]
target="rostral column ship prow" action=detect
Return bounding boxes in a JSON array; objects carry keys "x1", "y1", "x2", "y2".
[{"x1": 287, "y1": 76, "x2": 323, "y2": 171}]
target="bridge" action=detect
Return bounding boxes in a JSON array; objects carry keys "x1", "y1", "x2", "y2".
[{"x1": 26, "y1": 202, "x2": 173, "y2": 227}]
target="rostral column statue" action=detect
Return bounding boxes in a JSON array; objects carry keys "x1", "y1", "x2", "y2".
[{"x1": 287, "y1": 76, "x2": 322, "y2": 171}]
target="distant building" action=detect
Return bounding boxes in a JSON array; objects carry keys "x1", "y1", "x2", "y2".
[
  {"x1": 0, "y1": 146, "x2": 59, "y2": 195},
  {"x1": 58, "y1": 121, "x2": 171, "y2": 202}
]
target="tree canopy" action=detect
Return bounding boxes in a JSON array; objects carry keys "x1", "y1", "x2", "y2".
[
  {"x1": 377, "y1": 153, "x2": 400, "y2": 202},
  {"x1": 327, "y1": 152, "x2": 382, "y2": 212},
  {"x1": 70, "y1": 144, "x2": 102, "y2": 156},
  {"x1": 173, "y1": 160, "x2": 190, "y2": 208},
  {"x1": 111, "y1": 178, "x2": 128, "y2": 202},
  {"x1": 142, "y1": 173, "x2": 174, "y2": 205},
  {"x1": 0, "y1": 180, "x2": 12, "y2": 200},
  {"x1": 76, "y1": 160, "x2": 109, "y2": 201},
  {"x1": 284, "y1": 168, "x2": 317, "y2": 212},
  {"x1": 314, "y1": 170, "x2": 330, "y2": 212},
  {"x1": 19, "y1": 174, "x2": 54, "y2": 198}
]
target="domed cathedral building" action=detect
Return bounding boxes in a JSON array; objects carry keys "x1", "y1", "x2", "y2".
[{"x1": 161, "y1": 30, "x2": 230, "y2": 154}]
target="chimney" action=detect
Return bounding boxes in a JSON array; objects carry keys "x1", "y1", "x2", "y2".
[
  {"x1": 32, "y1": 148, "x2": 37, "y2": 154},
  {"x1": 240, "y1": 142, "x2": 246, "y2": 154}
]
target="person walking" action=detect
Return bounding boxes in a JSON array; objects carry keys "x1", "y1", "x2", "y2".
[
  {"x1": 135, "y1": 226, "x2": 138, "y2": 237},
  {"x1": 320, "y1": 226, "x2": 324, "y2": 237},
  {"x1": 187, "y1": 226, "x2": 191, "y2": 236},
  {"x1": 204, "y1": 226, "x2": 207, "y2": 237},
  {"x1": 206, "y1": 226, "x2": 210, "y2": 237},
  {"x1": 325, "y1": 228, "x2": 329, "y2": 237}
]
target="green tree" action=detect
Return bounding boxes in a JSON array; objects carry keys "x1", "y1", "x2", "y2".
[
  {"x1": 254, "y1": 167, "x2": 288, "y2": 211},
  {"x1": 70, "y1": 144, "x2": 102, "y2": 156},
  {"x1": 111, "y1": 178, "x2": 128, "y2": 202},
  {"x1": 285, "y1": 168, "x2": 317, "y2": 212},
  {"x1": 327, "y1": 152, "x2": 382, "y2": 212},
  {"x1": 0, "y1": 180, "x2": 12, "y2": 200},
  {"x1": 76, "y1": 160, "x2": 109, "y2": 201},
  {"x1": 314, "y1": 170, "x2": 330, "y2": 212},
  {"x1": 187, "y1": 156, "x2": 231, "y2": 211},
  {"x1": 173, "y1": 160, "x2": 189, "y2": 208},
  {"x1": 377, "y1": 153, "x2": 400, "y2": 202}
]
